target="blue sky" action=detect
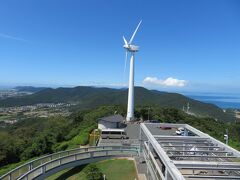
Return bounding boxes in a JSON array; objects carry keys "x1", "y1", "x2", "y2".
[{"x1": 0, "y1": 0, "x2": 240, "y2": 94}]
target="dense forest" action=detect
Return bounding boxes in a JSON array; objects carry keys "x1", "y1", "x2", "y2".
[{"x1": 0, "y1": 105, "x2": 239, "y2": 176}]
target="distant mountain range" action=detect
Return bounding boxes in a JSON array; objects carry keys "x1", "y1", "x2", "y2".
[
  {"x1": 0, "y1": 86, "x2": 235, "y2": 122},
  {"x1": 14, "y1": 86, "x2": 48, "y2": 93}
]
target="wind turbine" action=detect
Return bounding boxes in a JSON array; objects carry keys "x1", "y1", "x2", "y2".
[{"x1": 123, "y1": 20, "x2": 142, "y2": 122}]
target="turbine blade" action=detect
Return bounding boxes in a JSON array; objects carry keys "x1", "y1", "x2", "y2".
[
  {"x1": 129, "y1": 20, "x2": 142, "y2": 44},
  {"x1": 123, "y1": 36, "x2": 128, "y2": 45}
]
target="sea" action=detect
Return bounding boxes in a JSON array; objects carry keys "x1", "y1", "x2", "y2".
[{"x1": 184, "y1": 93, "x2": 240, "y2": 109}]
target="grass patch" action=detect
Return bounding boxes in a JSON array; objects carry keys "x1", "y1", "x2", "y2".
[
  {"x1": 47, "y1": 159, "x2": 138, "y2": 180},
  {"x1": 97, "y1": 159, "x2": 138, "y2": 180}
]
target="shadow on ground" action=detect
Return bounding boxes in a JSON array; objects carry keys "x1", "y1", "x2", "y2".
[{"x1": 55, "y1": 165, "x2": 87, "y2": 180}]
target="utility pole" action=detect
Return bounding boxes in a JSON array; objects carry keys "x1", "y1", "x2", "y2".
[
  {"x1": 148, "y1": 107, "x2": 150, "y2": 121},
  {"x1": 187, "y1": 102, "x2": 190, "y2": 114}
]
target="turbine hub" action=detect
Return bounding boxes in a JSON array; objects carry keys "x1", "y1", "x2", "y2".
[{"x1": 123, "y1": 44, "x2": 139, "y2": 52}]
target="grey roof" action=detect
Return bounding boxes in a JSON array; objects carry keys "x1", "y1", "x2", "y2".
[{"x1": 98, "y1": 114, "x2": 124, "y2": 123}]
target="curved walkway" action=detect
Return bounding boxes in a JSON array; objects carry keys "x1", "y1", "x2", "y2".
[{"x1": 1, "y1": 146, "x2": 139, "y2": 180}]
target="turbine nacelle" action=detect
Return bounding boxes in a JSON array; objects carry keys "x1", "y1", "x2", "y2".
[
  {"x1": 122, "y1": 20, "x2": 142, "y2": 53},
  {"x1": 123, "y1": 44, "x2": 139, "y2": 52}
]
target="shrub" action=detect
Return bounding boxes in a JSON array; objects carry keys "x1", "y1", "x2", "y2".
[{"x1": 84, "y1": 164, "x2": 103, "y2": 180}]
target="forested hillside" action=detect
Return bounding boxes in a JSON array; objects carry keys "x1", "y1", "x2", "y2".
[{"x1": 0, "y1": 86, "x2": 235, "y2": 122}]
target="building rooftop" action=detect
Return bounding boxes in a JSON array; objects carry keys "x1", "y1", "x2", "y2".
[
  {"x1": 140, "y1": 123, "x2": 240, "y2": 180},
  {"x1": 98, "y1": 114, "x2": 124, "y2": 123}
]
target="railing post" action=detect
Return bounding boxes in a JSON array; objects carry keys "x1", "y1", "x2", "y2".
[
  {"x1": 90, "y1": 152, "x2": 94, "y2": 158},
  {"x1": 42, "y1": 165, "x2": 46, "y2": 174},
  {"x1": 74, "y1": 154, "x2": 77, "y2": 161},
  {"x1": 147, "y1": 141, "x2": 150, "y2": 158},
  {"x1": 139, "y1": 127, "x2": 142, "y2": 153},
  {"x1": 28, "y1": 163, "x2": 33, "y2": 170},
  {"x1": 165, "y1": 169, "x2": 169, "y2": 179}
]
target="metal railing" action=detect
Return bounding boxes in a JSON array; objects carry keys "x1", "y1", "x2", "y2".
[
  {"x1": 1, "y1": 146, "x2": 139, "y2": 180},
  {"x1": 143, "y1": 142, "x2": 165, "y2": 180},
  {"x1": 140, "y1": 123, "x2": 185, "y2": 180}
]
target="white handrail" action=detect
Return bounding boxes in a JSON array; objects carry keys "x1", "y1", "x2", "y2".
[
  {"x1": 19, "y1": 148, "x2": 138, "y2": 180},
  {"x1": 0, "y1": 146, "x2": 139, "y2": 180}
]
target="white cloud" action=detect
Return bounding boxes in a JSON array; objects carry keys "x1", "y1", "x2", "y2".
[
  {"x1": 0, "y1": 33, "x2": 27, "y2": 42},
  {"x1": 143, "y1": 77, "x2": 187, "y2": 87}
]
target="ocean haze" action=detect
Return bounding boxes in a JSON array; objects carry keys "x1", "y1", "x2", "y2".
[{"x1": 185, "y1": 93, "x2": 240, "y2": 109}]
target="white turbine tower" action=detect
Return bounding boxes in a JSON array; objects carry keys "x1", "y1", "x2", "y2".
[{"x1": 123, "y1": 20, "x2": 142, "y2": 122}]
